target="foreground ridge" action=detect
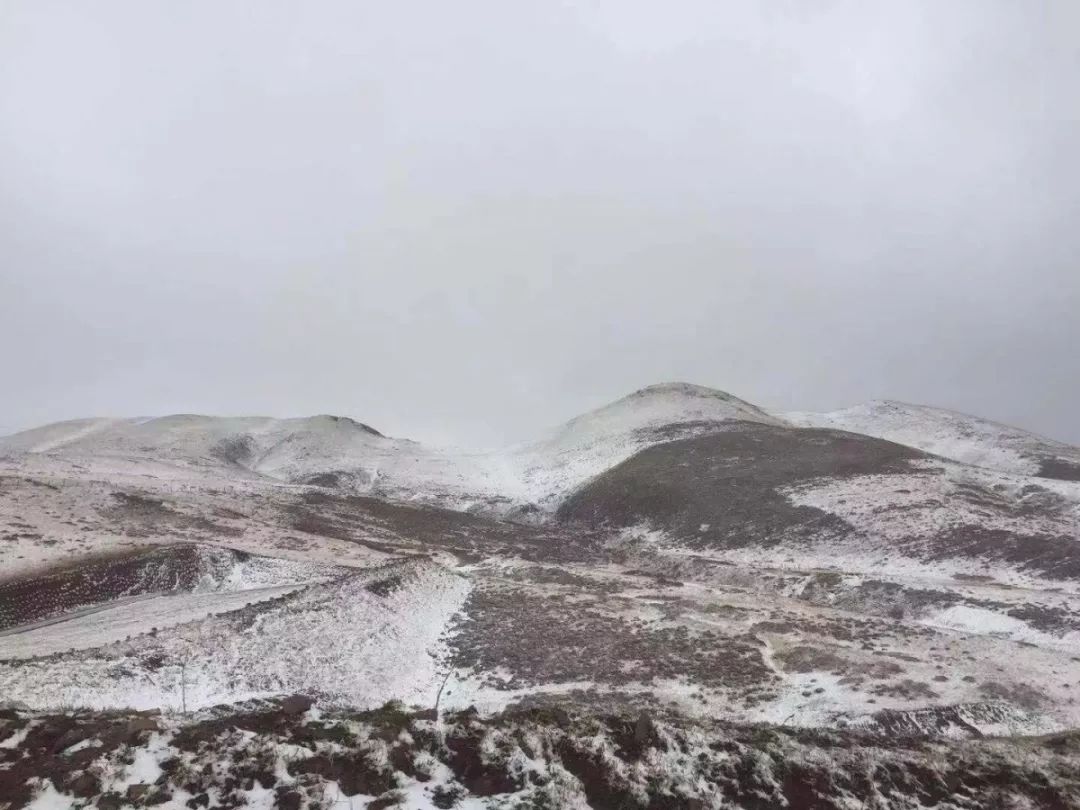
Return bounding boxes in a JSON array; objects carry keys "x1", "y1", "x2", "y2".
[{"x1": 3, "y1": 700, "x2": 1080, "y2": 810}]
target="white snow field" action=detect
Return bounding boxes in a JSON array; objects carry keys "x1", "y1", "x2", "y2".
[{"x1": 0, "y1": 560, "x2": 469, "y2": 712}]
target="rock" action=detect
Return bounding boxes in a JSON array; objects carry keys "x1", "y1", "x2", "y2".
[
  {"x1": 119, "y1": 715, "x2": 162, "y2": 744},
  {"x1": 67, "y1": 771, "x2": 101, "y2": 798},
  {"x1": 281, "y1": 695, "x2": 314, "y2": 716},
  {"x1": 145, "y1": 790, "x2": 173, "y2": 807},
  {"x1": 68, "y1": 746, "x2": 104, "y2": 769},
  {"x1": 275, "y1": 789, "x2": 302, "y2": 810},
  {"x1": 97, "y1": 793, "x2": 123, "y2": 810},
  {"x1": 368, "y1": 794, "x2": 404, "y2": 810},
  {"x1": 550, "y1": 707, "x2": 571, "y2": 729},
  {"x1": 128, "y1": 717, "x2": 160, "y2": 733},
  {"x1": 634, "y1": 711, "x2": 656, "y2": 746},
  {"x1": 127, "y1": 783, "x2": 150, "y2": 801},
  {"x1": 52, "y1": 728, "x2": 89, "y2": 754}
]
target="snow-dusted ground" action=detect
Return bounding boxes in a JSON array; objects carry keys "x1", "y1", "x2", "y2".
[
  {"x1": 0, "y1": 461, "x2": 392, "y2": 577},
  {"x1": 1, "y1": 381, "x2": 1080, "y2": 746},
  {"x1": 783, "y1": 399, "x2": 1080, "y2": 478},
  {"x1": 0, "y1": 560, "x2": 469, "y2": 712},
  {"x1": 436, "y1": 549, "x2": 1080, "y2": 736},
  {"x1": 783, "y1": 457, "x2": 1080, "y2": 548},
  {"x1": 11, "y1": 697, "x2": 1074, "y2": 810}
]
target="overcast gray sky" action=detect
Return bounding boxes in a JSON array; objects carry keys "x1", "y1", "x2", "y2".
[{"x1": 2, "y1": 1, "x2": 1078, "y2": 446}]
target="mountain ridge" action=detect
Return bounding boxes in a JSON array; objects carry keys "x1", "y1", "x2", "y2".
[
  {"x1": 781, "y1": 398, "x2": 1080, "y2": 481},
  {"x1": 1, "y1": 380, "x2": 1080, "y2": 807},
  {"x1": 4, "y1": 382, "x2": 1077, "y2": 498}
]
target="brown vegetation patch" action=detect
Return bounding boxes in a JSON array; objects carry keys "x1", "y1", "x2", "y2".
[
  {"x1": 3, "y1": 704, "x2": 1080, "y2": 809},
  {"x1": 0, "y1": 544, "x2": 228, "y2": 631},
  {"x1": 450, "y1": 584, "x2": 774, "y2": 690},
  {"x1": 558, "y1": 422, "x2": 926, "y2": 551},
  {"x1": 980, "y1": 681, "x2": 1049, "y2": 711}
]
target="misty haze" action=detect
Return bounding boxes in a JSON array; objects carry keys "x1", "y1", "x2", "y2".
[{"x1": 1, "y1": 2, "x2": 1079, "y2": 809}]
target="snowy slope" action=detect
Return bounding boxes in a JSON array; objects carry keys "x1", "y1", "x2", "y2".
[
  {"x1": 0, "y1": 384, "x2": 788, "y2": 513},
  {"x1": 0, "y1": 414, "x2": 389, "y2": 475},
  {"x1": 782, "y1": 400, "x2": 1080, "y2": 480},
  {"x1": 0, "y1": 560, "x2": 469, "y2": 711},
  {"x1": 0, "y1": 417, "x2": 138, "y2": 453},
  {"x1": 545, "y1": 383, "x2": 785, "y2": 440},
  {"x1": 503, "y1": 383, "x2": 787, "y2": 509}
]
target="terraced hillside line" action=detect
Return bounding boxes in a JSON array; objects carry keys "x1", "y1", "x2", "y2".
[
  {"x1": 0, "y1": 592, "x2": 160, "y2": 639},
  {"x1": 0, "y1": 583, "x2": 306, "y2": 660},
  {"x1": 0, "y1": 559, "x2": 470, "y2": 711},
  {"x1": 0, "y1": 544, "x2": 214, "y2": 630}
]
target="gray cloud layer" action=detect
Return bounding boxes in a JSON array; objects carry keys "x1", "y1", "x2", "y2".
[{"x1": 2, "y1": 1, "x2": 1078, "y2": 445}]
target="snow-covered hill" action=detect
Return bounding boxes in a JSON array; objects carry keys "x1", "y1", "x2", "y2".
[
  {"x1": 0, "y1": 383, "x2": 790, "y2": 514},
  {"x1": 503, "y1": 382, "x2": 787, "y2": 509},
  {"x1": 3, "y1": 384, "x2": 1078, "y2": 537},
  {"x1": 0, "y1": 414, "x2": 391, "y2": 477},
  {"x1": 782, "y1": 400, "x2": 1080, "y2": 481}
]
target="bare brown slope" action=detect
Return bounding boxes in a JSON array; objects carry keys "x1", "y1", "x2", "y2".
[
  {"x1": 556, "y1": 422, "x2": 1080, "y2": 578},
  {"x1": 557, "y1": 422, "x2": 923, "y2": 546}
]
